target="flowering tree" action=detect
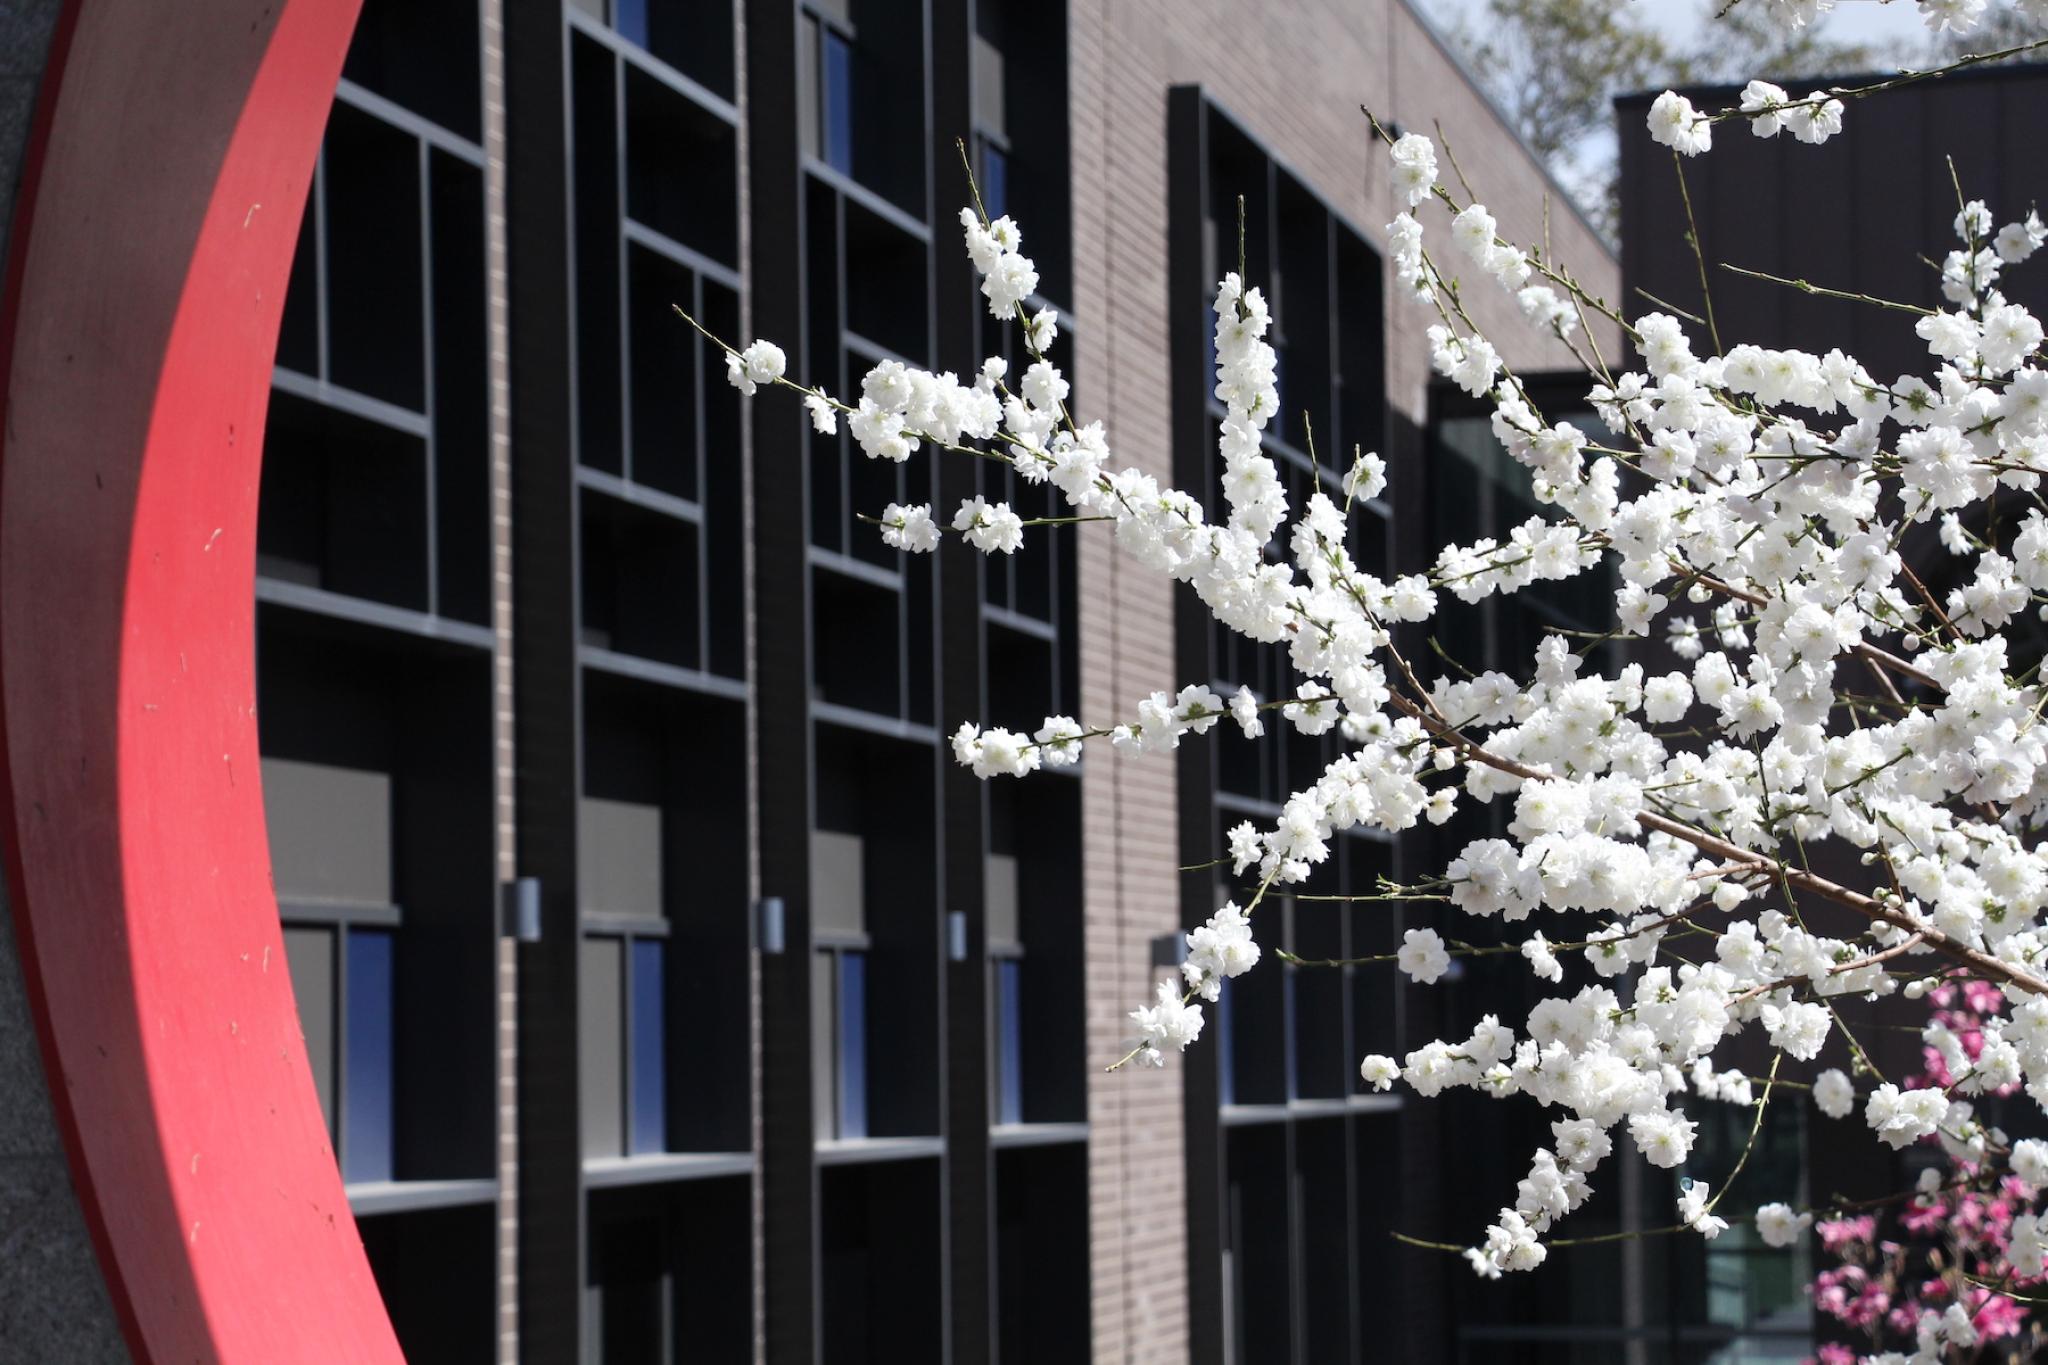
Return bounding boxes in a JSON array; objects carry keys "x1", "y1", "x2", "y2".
[
  {"x1": 1808, "y1": 972, "x2": 2046, "y2": 1360},
  {"x1": 696, "y1": 5, "x2": 2048, "y2": 1358}
]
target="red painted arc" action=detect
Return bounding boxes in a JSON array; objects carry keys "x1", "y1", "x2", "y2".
[{"x1": 0, "y1": 1, "x2": 403, "y2": 1360}]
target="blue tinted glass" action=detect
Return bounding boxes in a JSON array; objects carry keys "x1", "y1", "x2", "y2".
[
  {"x1": 614, "y1": 0, "x2": 647, "y2": 46},
  {"x1": 822, "y1": 31, "x2": 854, "y2": 175},
  {"x1": 982, "y1": 144, "x2": 1008, "y2": 224},
  {"x1": 996, "y1": 959, "x2": 1023, "y2": 1125},
  {"x1": 838, "y1": 951, "x2": 866, "y2": 1139},
  {"x1": 343, "y1": 929, "x2": 394, "y2": 1183},
  {"x1": 629, "y1": 939, "x2": 666, "y2": 1155}
]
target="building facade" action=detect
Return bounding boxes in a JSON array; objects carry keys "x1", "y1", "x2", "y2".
[{"x1": 0, "y1": 1, "x2": 1612, "y2": 1362}]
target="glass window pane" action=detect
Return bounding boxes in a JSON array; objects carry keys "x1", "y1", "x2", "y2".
[
  {"x1": 1218, "y1": 979, "x2": 1235, "y2": 1109},
  {"x1": 282, "y1": 926, "x2": 336, "y2": 1137},
  {"x1": 628, "y1": 939, "x2": 666, "y2": 1155},
  {"x1": 579, "y1": 796, "x2": 664, "y2": 918},
  {"x1": 981, "y1": 144, "x2": 1008, "y2": 229},
  {"x1": 582, "y1": 936, "x2": 625, "y2": 1159},
  {"x1": 838, "y1": 951, "x2": 866, "y2": 1139},
  {"x1": 971, "y1": 36, "x2": 1005, "y2": 139},
  {"x1": 995, "y1": 958, "x2": 1022, "y2": 1126},
  {"x1": 821, "y1": 29, "x2": 853, "y2": 176},
  {"x1": 613, "y1": 0, "x2": 646, "y2": 47},
  {"x1": 812, "y1": 950, "x2": 837, "y2": 1140},
  {"x1": 262, "y1": 757, "x2": 392, "y2": 906},
  {"x1": 797, "y1": 18, "x2": 819, "y2": 163},
  {"x1": 342, "y1": 928, "x2": 394, "y2": 1183},
  {"x1": 985, "y1": 853, "x2": 1018, "y2": 950},
  {"x1": 810, "y1": 830, "x2": 864, "y2": 938}
]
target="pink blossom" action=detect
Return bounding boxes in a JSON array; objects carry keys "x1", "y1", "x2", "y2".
[{"x1": 1816, "y1": 1216, "x2": 1876, "y2": 1252}]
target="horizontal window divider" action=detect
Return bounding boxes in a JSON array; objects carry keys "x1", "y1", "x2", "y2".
[
  {"x1": 620, "y1": 218, "x2": 742, "y2": 291},
  {"x1": 332, "y1": 78, "x2": 485, "y2": 167},
  {"x1": 581, "y1": 1151, "x2": 755, "y2": 1188},
  {"x1": 273, "y1": 366, "x2": 431, "y2": 438},
  {"x1": 807, "y1": 546, "x2": 902, "y2": 591},
  {"x1": 577, "y1": 464, "x2": 706, "y2": 524},
  {"x1": 579, "y1": 911, "x2": 669, "y2": 937},
  {"x1": 256, "y1": 577, "x2": 495, "y2": 651},
  {"x1": 346, "y1": 1177, "x2": 498, "y2": 1217},
  {"x1": 980, "y1": 604, "x2": 1058, "y2": 643},
  {"x1": 812, "y1": 930, "x2": 871, "y2": 953},
  {"x1": 279, "y1": 897, "x2": 404, "y2": 929},
  {"x1": 988, "y1": 1121, "x2": 1088, "y2": 1150},
  {"x1": 565, "y1": 11, "x2": 740, "y2": 128},
  {"x1": 802, "y1": 159, "x2": 931, "y2": 244},
  {"x1": 813, "y1": 1135, "x2": 945, "y2": 1167},
  {"x1": 1218, "y1": 1103, "x2": 1291, "y2": 1127},
  {"x1": 973, "y1": 125, "x2": 1010, "y2": 155},
  {"x1": 1018, "y1": 291, "x2": 1074, "y2": 327},
  {"x1": 1212, "y1": 790, "x2": 1283, "y2": 822},
  {"x1": 839, "y1": 329, "x2": 919, "y2": 373},
  {"x1": 986, "y1": 941, "x2": 1024, "y2": 961},
  {"x1": 578, "y1": 645, "x2": 747, "y2": 700},
  {"x1": 1217, "y1": 1096, "x2": 1402, "y2": 1127},
  {"x1": 810, "y1": 701, "x2": 936, "y2": 747}
]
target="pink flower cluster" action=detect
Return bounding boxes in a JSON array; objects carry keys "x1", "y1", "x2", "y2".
[
  {"x1": 1917, "y1": 979, "x2": 2018, "y2": 1095},
  {"x1": 1805, "y1": 976, "x2": 2042, "y2": 1362}
]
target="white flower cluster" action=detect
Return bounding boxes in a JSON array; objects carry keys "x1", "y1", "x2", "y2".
[
  {"x1": 712, "y1": 84, "x2": 2048, "y2": 1279},
  {"x1": 1652, "y1": 0, "x2": 2048, "y2": 155},
  {"x1": 1736, "y1": 80, "x2": 1843, "y2": 146}
]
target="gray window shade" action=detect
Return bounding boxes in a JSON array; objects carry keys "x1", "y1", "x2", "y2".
[
  {"x1": 283, "y1": 925, "x2": 335, "y2": 1136},
  {"x1": 812, "y1": 951, "x2": 837, "y2": 1141},
  {"x1": 809, "y1": 830, "x2": 864, "y2": 938},
  {"x1": 985, "y1": 853, "x2": 1020, "y2": 949},
  {"x1": 797, "y1": 17, "x2": 819, "y2": 162},
  {"x1": 579, "y1": 796, "x2": 663, "y2": 918},
  {"x1": 581, "y1": 936, "x2": 625, "y2": 1159},
  {"x1": 261, "y1": 757, "x2": 393, "y2": 907},
  {"x1": 972, "y1": 35, "x2": 1005, "y2": 138}
]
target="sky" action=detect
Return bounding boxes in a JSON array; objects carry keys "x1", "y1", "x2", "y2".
[
  {"x1": 1407, "y1": 0, "x2": 1962, "y2": 229},
  {"x1": 1415, "y1": 0, "x2": 1942, "y2": 54}
]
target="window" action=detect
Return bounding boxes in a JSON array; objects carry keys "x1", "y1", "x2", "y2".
[
  {"x1": 987, "y1": 854, "x2": 1023, "y2": 1126},
  {"x1": 578, "y1": 796, "x2": 675, "y2": 1159},
  {"x1": 811, "y1": 829, "x2": 869, "y2": 1140},
  {"x1": 264, "y1": 756, "x2": 404, "y2": 1185},
  {"x1": 1169, "y1": 87, "x2": 1402, "y2": 1365}
]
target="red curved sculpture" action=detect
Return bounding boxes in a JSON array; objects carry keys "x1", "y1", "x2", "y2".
[{"x1": 0, "y1": 1, "x2": 403, "y2": 1359}]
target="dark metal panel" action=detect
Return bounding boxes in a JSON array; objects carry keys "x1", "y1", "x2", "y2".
[
  {"x1": 503, "y1": 0, "x2": 585, "y2": 1357},
  {"x1": 1166, "y1": 82, "x2": 1230, "y2": 1365},
  {"x1": 1618, "y1": 65, "x2": 2048, "y2": 384},
  {"x1": 934, "y1": 0, "x2": 993, "y2": 1360},
  {"x1": 744, "y1": 1, "x2": 820, "y2": 1361}
]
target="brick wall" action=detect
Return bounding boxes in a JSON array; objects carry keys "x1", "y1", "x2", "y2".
[{"x1": 1064, "y1": 2, "x2": 1619, "y2": 1360}]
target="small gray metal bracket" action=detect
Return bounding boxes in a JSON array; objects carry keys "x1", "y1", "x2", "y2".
[
  {"x1": 758, "y1": 896, "x2": 786, "y2": 955},
  {"x1": 502, "y1": 877, "x2": 542, "y2": 943}
]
